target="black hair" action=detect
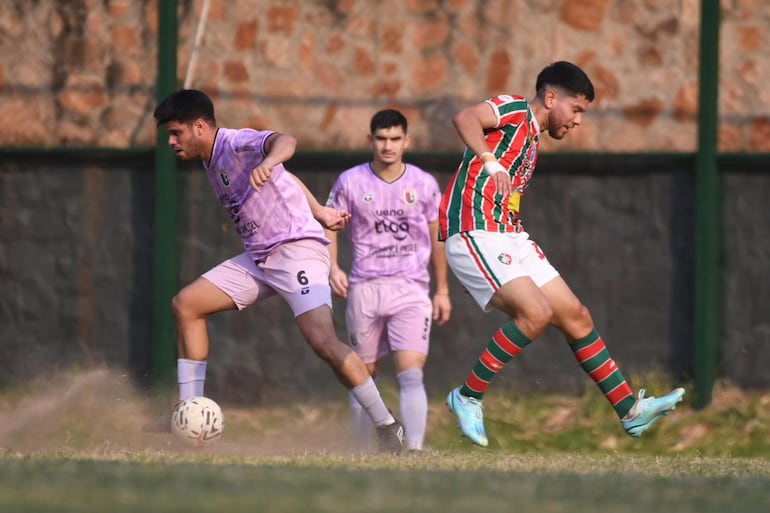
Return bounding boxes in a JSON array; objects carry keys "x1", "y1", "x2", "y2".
[
  {"x1": 153, "y1": 89, "x2": 216, "y2": 126},
  {"x1": 370, "y1": 108, "x2": 408, "y2": 134},
  {"x1": 535, "y1": 61, "x2": 595, "y2": 101}
]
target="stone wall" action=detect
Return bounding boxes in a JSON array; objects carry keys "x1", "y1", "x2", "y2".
[
  {"x1": 1, "y1": 0, "x2": 769, "y2": 152},
  {"x1": 3, "y1": 151, "x2": 770, "y2": 401}
]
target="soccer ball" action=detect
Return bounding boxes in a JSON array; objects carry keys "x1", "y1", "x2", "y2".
[{"x1": 171, "y1": 396, "x2": 225, "y2": 446}]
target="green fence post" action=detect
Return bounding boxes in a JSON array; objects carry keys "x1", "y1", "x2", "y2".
[
  {"x1": 693, "y1": 0, "x2": 720, "y2": 409},
  {"x1": 152, "y1": 0, "x2": 178, "y2": 387}
]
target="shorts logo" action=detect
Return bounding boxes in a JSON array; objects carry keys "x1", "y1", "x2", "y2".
[
  {"x1": 350, "y1": 334, "x2": 359, "y2": 347},
  {"x1": 497, "y1": 253, "x2": 512, "y2": 265},
  {"x1": 218, "y1": 170, "x2": 231, "y2": 187},
  {"x1": 363, "y1": 193, "x2": 374, "y2": 202},
  {"x1": 403, "y1": 189, "x2": 417, "y2": 205}
]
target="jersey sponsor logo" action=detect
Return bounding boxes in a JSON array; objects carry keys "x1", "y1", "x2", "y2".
[
  {"x1": 497, "y1": 253, "x2": 512, "y2": 265},
  {"x1": 363, "y1": 193, "x2": 374, "y2": 202},
  {"x1": 234, "y1": 145, "x2": 257, "y2": 154},
  {"x1": 402, "y1": 189, "x2": 417, "y2": 205},
  {"x1": 218, "y1": 169, "x2": 231, "y2": 187},
  {"x1": 374, "y1": 217, "x2": 410, "y2": 241},
  {"x1": 235, "y1": 219, "x2": 259, "y2": 237},
  {"x1": 375, "y1": 208, "x2": 405, "y2": 216}
]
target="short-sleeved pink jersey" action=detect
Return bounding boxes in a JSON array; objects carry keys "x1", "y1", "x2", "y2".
[
  {"x1": 203, "y1": 128, "x2": 327, "y2": 262},
  {"x1": 326, "y1": 163, "x2": 441, "y2": 290}
]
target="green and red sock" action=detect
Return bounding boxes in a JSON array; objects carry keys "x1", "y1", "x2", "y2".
[
  {"x1": 570, "y1": 329, "x2": 635, "y2": 418},
  {"x1": 460, "y1": 321, "x2": 532, "y2": 399}
]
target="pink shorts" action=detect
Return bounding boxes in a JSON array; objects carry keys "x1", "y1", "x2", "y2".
[
  {"x1": 345, "y1": 277, "x2": 432, "y2": 364},
  {"x1": 202, "y1": 239, "x2": 332, "y2": 316}
]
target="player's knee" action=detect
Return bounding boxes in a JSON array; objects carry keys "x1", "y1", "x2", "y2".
[
  {"x1": 171, "y1": 293, "x2": 186, "y2": 319},
  {"x1": 518, "y1": 301, "x2": 552, "y2": 335},
  {"x1": 576, "y1": 303, "x2": 592, "y2": 323},
  {"x1": 171, "y1": 291, "x2": 197, "y2": 322},
  {"x1": 304, "y1": 329, "x2": 340, "y2": 360},
  {"x1": 573, "y1": 303, "x2": 594, "y2": 332}
]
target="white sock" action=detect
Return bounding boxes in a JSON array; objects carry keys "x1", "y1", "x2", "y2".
[
  {"x1": 397, "y1": 368, "x2": 427, "y2": 450},
  {"x1": 349, "y1": 376, "x2": 395, "y2": 427},
  {"x1": 177, "y1": 358, "x2": 207, "y2": 401},
  {"x1": 348, "y1": 391, "x2": 375, "y2": 451}
]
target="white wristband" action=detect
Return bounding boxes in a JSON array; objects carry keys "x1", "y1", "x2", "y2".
[{"x1": 483, "y1": 160, "x2": 507, "y2": 176}]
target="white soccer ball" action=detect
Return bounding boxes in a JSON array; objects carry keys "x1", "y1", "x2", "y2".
[{"x1": 171, "y1": 396, "x2": 225, "y2": 446}]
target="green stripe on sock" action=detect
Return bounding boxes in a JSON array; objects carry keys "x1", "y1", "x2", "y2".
[
  {"x1": 460, "y1": 322, "x2": 532, "y2": 400},
  {"x1": 617, "y1": 395, "x2": 635, "y2": 418},
  {"x1": 583, "y1": 350, "x2": 610, "y2": 373},
  {"x1": 571, "y1": 328, "x2": 600, "y2": 350},
  {"x1": 501, "y1": 321, "x2": 533, "y2": 348},
  {"x1": 597, "y1": 372, "x2": 625, "y2": 395}
]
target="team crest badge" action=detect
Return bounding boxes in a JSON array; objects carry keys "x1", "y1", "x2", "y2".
[
  {"x1": 497, "y1": 253, "x2": 512, "y2": 265},
  {"x1": 403, "y1": 189, "x2": 417, "y2": 205},
  {"x1": 218, "y1": 170, "x2": 231, "y2": 187}
]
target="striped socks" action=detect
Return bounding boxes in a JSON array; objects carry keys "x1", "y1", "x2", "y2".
[
  {"x1": 460, "y1": 321, "x2": 532, "y2": 399},
  {"x1": 570, "y1": 329, "x2": 635, "y2": 418}
]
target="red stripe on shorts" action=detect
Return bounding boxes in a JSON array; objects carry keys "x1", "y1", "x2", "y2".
[{"x1": 460, "y1": 232, "x2": 499, "y2": 291}]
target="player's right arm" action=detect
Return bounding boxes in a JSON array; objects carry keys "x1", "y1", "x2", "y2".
[
  {"x1": 324, "y1": 227, "x2": 349, "y2": 299},
  {"x1": 289, "y1": 173, "x2": 350, "y2": 231},
  {"x1": 324, "y1": 177, "x2": 350, "y2": 298},
  {"x1": 452, "y1": 102, "x2": 513, "y2": 196},
  {"x1": 249, "y1": 132, "x2": 297, "y2": 191}
]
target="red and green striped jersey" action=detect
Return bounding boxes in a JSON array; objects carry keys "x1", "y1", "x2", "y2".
[{"x1": 439, "y1": 95, "x2": 540, "y2": 240}]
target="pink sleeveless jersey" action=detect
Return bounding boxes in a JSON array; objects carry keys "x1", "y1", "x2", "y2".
[
  {"x1": 203, "y1": 128, "x2": 327, "y2": 262},
  {"x1": 326, "y1": 163, "x2": 440, "y2": 291}
]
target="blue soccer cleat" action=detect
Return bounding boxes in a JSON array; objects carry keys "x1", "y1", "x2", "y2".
[
  {"x1": 621, "y1": 387, "x2": 686, "y2": 437},
  {"x1": 446, "y1": 387, "x2": 488, "y2": 447}
]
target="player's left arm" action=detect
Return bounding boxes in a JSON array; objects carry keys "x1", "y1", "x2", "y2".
[
  {"x1": 429, "y1": 219, "x2": 451, "y2": 325},
  {"x1": 249, "y1": 132, "x2": 297, "y2": 191},
  {"x1": 289, "y1": 172, "x2": 351, "y2": 231}
]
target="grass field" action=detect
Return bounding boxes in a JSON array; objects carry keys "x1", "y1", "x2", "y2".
[{"x1": 1, "y1": 369, "x2": 769, "y2": 512}]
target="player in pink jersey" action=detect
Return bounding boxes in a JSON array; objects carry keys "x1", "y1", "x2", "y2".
[
  {"x1": 440, "y1": 62, "x2": 685, "y2": 447},
  {"x1": 325, "y1": 109, "x2": 452, "y2": 451},
  {"x1": 153, "y1": 90, "x2": 404, "y2": 454}
]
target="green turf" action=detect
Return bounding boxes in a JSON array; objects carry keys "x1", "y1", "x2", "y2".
[
  {"x1": 1, "y1": 453, "x2": 768, "y2": 513},
  {"x1": 2, "y1": 370, "x2": 769, "y2": 512}
]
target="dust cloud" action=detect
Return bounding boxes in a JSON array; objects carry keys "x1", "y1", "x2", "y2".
[{"x1": 0, "y1": 368, "x2": 358, "y2": 458}]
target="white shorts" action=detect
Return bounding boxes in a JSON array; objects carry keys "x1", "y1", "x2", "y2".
[
  {"x1": 445, "y1": 230, "x2": 560, "y2": 311},
  {"x1": 345, "y1": 277, "x2": 432, "y2": 364},
  {"x1": 201, "y1": 239, "x2": 332, "y2": 317}
]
